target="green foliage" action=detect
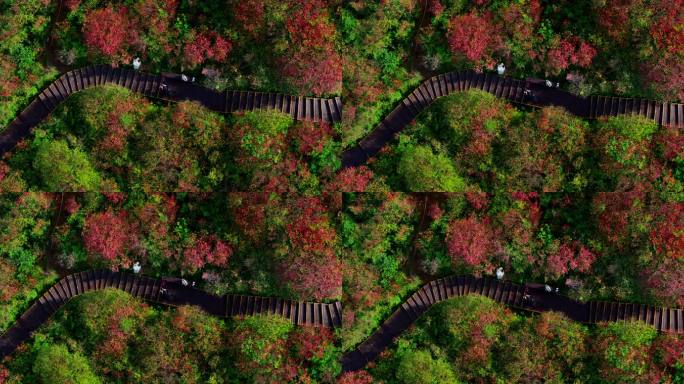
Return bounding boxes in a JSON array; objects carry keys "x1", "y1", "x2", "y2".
[
  {"x1": 233, "y1": 110, "x2": 293, "y2": 164},
  {"x1": 397, "y1": 144, "x2": 466, "y2": 192},
  {"x1": 395, "y1": 349, "x2": 458, "y2": 384},
  {"x1": 592, "y1": 321, "x2": 658, "y2": 382},
  {"x1": 0, "y1": 0, "x2": 58, "y2": 129},
  {"x1": 599, "y1": 115, "x2": 657, "y2": 170},
  {"x1": 32, "y1": 344, "x2": 100, "y2": 384},
  {"x1": 32, "y1": 139, "x2": 102, "y2": 191}
]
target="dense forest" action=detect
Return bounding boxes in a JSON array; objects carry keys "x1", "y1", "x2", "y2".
[{"x1": 1, "y1": 0, "x2": 683, "y2": 383}]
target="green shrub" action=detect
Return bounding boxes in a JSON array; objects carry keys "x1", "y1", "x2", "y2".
[
  {"x1": 32, "y1": 140, "x2": 102, "y2": 191},
  {"x1": 396, "y1": 349, "x2": 458, "y2": 384},
  {"x1": 32, "y1": 344, "x2": 100, "y2": 384},
  {"x1": 397, "y1": 144, "x2": 465, "y2": 192}
]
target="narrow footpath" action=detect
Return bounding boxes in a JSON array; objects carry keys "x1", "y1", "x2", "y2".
[{"x1": 341, "y1": 71, "x2": 684, "y2": 167}]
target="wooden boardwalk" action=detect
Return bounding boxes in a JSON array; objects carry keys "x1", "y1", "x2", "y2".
[
  {"x1": 341, "y1": 71, "x2": 684, "y2": 167},
  {"x1": 0, "y1": 65, "x2": 342, "y2": 155},
  {"x1": 0, "y1": 270, "x2": 342, "y2": 358},
  {"x1": 341, "y1": 275, "x2": 684, "y2": 372}
]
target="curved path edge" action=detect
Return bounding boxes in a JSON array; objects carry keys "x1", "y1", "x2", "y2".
[
  {"x1": 341, "y1": 275, "x2": 684, "y2": 372},
  {"x1": 0, "y1": 65, "x2": 343, "y2": 155},
  {"x1": 0, "y1": 269, "x2": 342, "y2": 358},
  {"x1": 341, "y1": 71, "x2": 684, "y2": 167}
]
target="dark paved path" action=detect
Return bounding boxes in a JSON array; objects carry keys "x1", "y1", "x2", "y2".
[
  {"x1": 341, "y1": 71, "x2": 684, "y2": 168},
  {"x1": 0, "y1": 65, "x2": 342, "y2": 156},
  {"x1": 340, "y1": 275, "x2": 684, "y2": 372},
  {"x1": 0, "y1": 270, "x2": 342, "y2": 359}
]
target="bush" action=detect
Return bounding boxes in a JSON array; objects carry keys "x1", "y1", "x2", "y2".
[
  {"x1": 32, "y1": 344, "x2": 100, "y2": 384},
  {"x1": 32, "y1": 140, "x2": 102, "y2": 191},
  {"x1": 396, "y1": 349, "x2": 458, "y2": 384},
  {"x1": 397, "y1": 145, "x2": 465, "y2": 192}
]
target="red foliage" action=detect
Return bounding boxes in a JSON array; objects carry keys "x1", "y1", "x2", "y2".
[
  {"x1": 426, "y1": 0, "x2": 444, "y2": 17},
  {"x1": 593, "y1": 191, "x2": 645, "y2": 247},
  {"x1": 289, "y1": 326, "x2": 333, "y2": 361},
  {"x1": 83, "y1": 209, "x2": 135, "y2": 269},
  {"x1": 286, "y1": 197, "x2": 336, "y2": 255},
  {"x1": 328, "y1": 166, "x2": 374, "y2": 192},
  {"x1": 656, "y1": 128, "x2": 684, "y2": 161},
  {"x1": 285, "y1": 0, "x2": 336, "y2": 49},
  {"x1": 231, "y1": 193, "x2": 270, "y2": 241},
  {"x1": 0, "y1": 366, "x2": 9, "y2": 384},
  {"x1": 642, "y1": 55, "x2": 684, "y2": 102},
  {"x1": 597, "y1": 0, "x2": 637, "y2": 43},
  {"x1": 645, "y1": 260, "x2": 684, "y2": 306},
  {"x1": 652, "y1": 334, "x2": 684, "y2": 367},
  {"x1": 547, "y1": 243, "x2": 597, "y2": 277},
  {"x1": 545, "y1": 38, "x2": 596, "y2": 74},
  {"x1": 0, "y1": 162, "x2": 8, "y2": 183},
  {"x1": 650, "y1": 0, "x2": 684, "y2": 55},
  {"x1": 447, "y1": 13, "x2": 500, "y2": 64},
  {"x1": 446, "y1": 216, "x2": 498, "y2": 269},
  {"x1": 83, "y1": 6, "x2": 134, "y2": 61},
  {"x1": 183, "y1": 31, "x2": 232, "y2": 68},
  {"x1": 233, "y1": 0, "x2": 265, "y2": 35},
  {"x1": 99, "y1": 98, "x2": 141, "y2": 153},
  {"x1": 336, "y1": 371, "x2": 374, "y2": 384},
  {"x1": 95, "y1": 305, "x2": 136, "y2": 359},
  {"x1": 65, "y1": 0, "x2": 80, "y2": 11},
  {"x1": 64, "y1": 195, "x2": 80, "y2": 215},
  {"x1": 281, "y1": 48, "x2": 342, "y2": 96},
  {"x1": 650, "y1": 203, "x2": 684, "y2": 259},
  {"x1": 427, "y1": 199, "x2": 443, "y2": 221},
  {"x1": 103, "y1": 192, "x2": 126, "y2": 204},
  {"x1": 135, "y1": 0, "x2": 178, "y2": 36},
  {"x1": 182, "y1": 235, "x2": 233, "y2": 272},
  {"x1": 466, "y1": 192, "x2": 490, "y2": 211},
  {"x1": 281, "y1": 197, "x2": 341, "y2": 299},
  {"x1": 289, "y1": 121, "x2": 333, "y2": 155}
]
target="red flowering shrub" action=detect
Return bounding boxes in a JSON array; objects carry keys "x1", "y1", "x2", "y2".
[
  {"x1": 183, "y1": 31, "x2": 232, "y2": 68},
  {"x1": 426, "y1": 0, "x2": 444, "y2": 16},
  {"x1": 83, "y1": 209, "x2": 136, "y2": 269},
  {"x1": 650, "y1": 203, "x2": 684, "y2": 259},
  {"x1": 642, "y1": 55, "x2": 684, "y2": 102},
  {"x1": 286, "y1": 197, "x2": 336, "y2": 255},
  {"x1": 281, "y1": 48, "x2": 342, "y2": 96},
  {"x1": 447, "y1": 13, "x2": 500, "y2": 65},
  {"x1": 328, "y1": 166, "x2": 374, "y2": 192},
  {"x1": 289, "y1": 326, "x2": 334, "y2": 361},
  {"x1": 182, "y1": 235, "x2": 233, "y2": 272},
  {"x1": 83, "y1": 6, "x2": 134, "y2": 62},
  {"x1": 446, "y1": 216, "x2": 498, "y2": 270},
  {"x1": 0, "y1": 259, "x2": 20, "y2": 302},
  {"x1": 233, "y1": 0, "x2": 265, "y2": 35},
  {"x1": 63, "y1": 195, "x2": 80, "y2": 215},
  {"x1": 280, "y1": 0, "x2": 341, "y2": 95},
  {"x1": 547, "y1": 243, "x2": 597, "y2": 277},
  {"x1": 649, "y1": 0, "x2": 684, "y2": 55},
  {"x1": 0, "y1": 162, "x2": 8, "y2": 183},
  {"x1": 592, "y1": 191, "x2": 646, "y2": 247},
  {"x1": 645, "y1": 260, "x2": 684, "y2": 306},
  {"x1": 597, "y1": 0, "x2": 640, "y2": 43},
  {"x1": 280, "y1": 197, "x2": 341, "y2": 299},
  {"x1": 285, "y1": 0, "x2": 336, "y2": 50},
  {"x1": 465, "y1": 192, "x2": 490, "y2": 211},
  {"x1": 336, "y1": 370, "x2": 374, "y2": 384},
  {"x1": 545, "y1": 38, "x2": 596, "y2": 74},
  {"x1": 289, "y1": 121, "x2": 333, "y2": 155}
]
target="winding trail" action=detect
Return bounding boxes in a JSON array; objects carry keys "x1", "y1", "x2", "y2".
[
  {"x1": 0, "y1": 269, "x2": 342, "y2": 358},
  {"x1": 341, "y1": 275, "x2": 684, "y2": 372},
  {"x1": 341, "y1": 71, "x2": 684, "y2": 168},
  {"x1": 0, "y1": 65, "x2": 342, "y2": 155}
]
